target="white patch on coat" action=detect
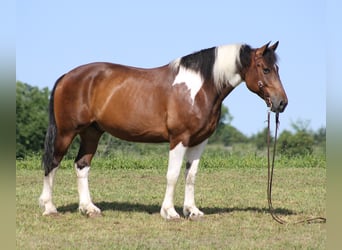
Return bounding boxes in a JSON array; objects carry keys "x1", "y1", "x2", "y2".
[
  {"x1": 172, "y1": 66, "x2": 203, "y2": 105},
  {"x1": 213, "y1": 44, "x2": 243, "y2": 90}
]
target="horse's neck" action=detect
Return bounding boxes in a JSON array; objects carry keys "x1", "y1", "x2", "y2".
[
  {"x1": 213, "y1": 82, "x2": 235, "y2": 106},
  {"x1": 201, "y1": 81, "x2": 235, "y2": 120}
]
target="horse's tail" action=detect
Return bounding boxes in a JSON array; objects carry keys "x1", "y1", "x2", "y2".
[{"x1": 42, "y1": 75, "x2": 64, "y2": 176}]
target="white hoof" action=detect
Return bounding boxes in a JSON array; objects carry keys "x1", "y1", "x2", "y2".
[
  {"x1": 39, "y1": 197, "x2": 58, "y2": 216},
  {"x1": 79, "y1": 203, "x2": 101, "y2": 217},
  {"x1": 183, "y1": 206, "x2": 204, "y2": 218},
  {"x1": 160, "y1": 207, "x2": 181, "y2": 220}
]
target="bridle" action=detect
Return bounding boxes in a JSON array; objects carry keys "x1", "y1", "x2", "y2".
[
  {"x1": 266, "y1": 111, "x2": 326, "y2": 224},
  {"x1": 257, "y1": 80, "x2": 272, "y2": 108},
  {"x1": 255, "y1": 54, "x2": 272, "y2": 108}
]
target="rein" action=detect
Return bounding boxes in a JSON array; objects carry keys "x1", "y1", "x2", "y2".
[{"x1": 266, "y1": 111, "x2": 326, "y2": 224}]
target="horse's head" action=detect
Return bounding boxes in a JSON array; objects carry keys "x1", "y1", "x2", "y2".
[{"x1": 244, "y1": 41, "x2": 288, "y2": 113}]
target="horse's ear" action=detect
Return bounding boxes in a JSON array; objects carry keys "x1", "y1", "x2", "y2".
[
  {"x1": 269, "y1": 41, "x2": 279, "y2": 51},
  {"x1": 256, "y1": 41, "x2": 271, "y2": 57}
]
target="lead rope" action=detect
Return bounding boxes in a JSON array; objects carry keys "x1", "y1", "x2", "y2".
[{"x1": 266, "y1": 111, "x2": 326, "y2": 224}]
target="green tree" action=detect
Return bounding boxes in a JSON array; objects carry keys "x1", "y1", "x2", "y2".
[
  {"x1": 313, "y1": 127, "x2": 326, "y2": 151},
  {"x1": 209, "y1": 105, "x2": 247, "y2": 145},
  {"x1": 220, "y1": 125, "x2": 248, "y2": 146},
  {"x1": 250, "y1": 127, "x2": 272, "y2": 150},
  {"x1": 277, "y1": 119, "x2": 315, "y2": 156},
  {"x1": 219, "y1": 105, "x2": 233, "y2": 126},
  {"x1": 278, "y1": 130, "x2": 314, "y2": 156},
  {"x1": 16, "y1": 81, "x2": 50, "y2": 158}
]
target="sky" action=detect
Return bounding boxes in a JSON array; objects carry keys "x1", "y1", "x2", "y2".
[{"x1": 16, "y1": 0, "x2": 327, "y2": 136}]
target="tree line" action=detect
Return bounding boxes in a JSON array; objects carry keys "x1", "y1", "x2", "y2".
[{"x1": 16, "y1": 81, "x2": 325, "y2": 159}]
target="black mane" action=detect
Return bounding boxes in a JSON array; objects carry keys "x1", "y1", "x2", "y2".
[
  {"x1": 176, "y1": 44, "x2": 278, "y2": 89},
  {"x1": 179, "y1": 47, "x2": 216, "y2": 80},
  {"x1": 239, "y1": 44, "x2": 252, "y2": 70}
]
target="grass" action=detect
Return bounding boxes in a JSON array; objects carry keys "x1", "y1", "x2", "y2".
[
  {"x1": 17, "y1": 143, "x2": 326, "y2": 171},
  {"x1": 16, "y1": 149, "x2": 326, "y2": 249}
]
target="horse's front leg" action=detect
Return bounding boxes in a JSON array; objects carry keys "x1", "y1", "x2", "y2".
[
  {"x1": 183, "y1": 139, "x2": 208, "y2": 218},
  {"x1": 160, "y1": 142, "x2": 187, "y2": 220}
]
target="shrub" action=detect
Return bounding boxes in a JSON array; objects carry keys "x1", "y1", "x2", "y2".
[{"x1": 278, "y1": 130, "x2": 314, "y2": 156}]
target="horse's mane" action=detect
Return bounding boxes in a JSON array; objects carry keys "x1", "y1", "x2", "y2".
[
  {"x1": 169, "y1": 43, "x2": 277, "y2": 91},
  {"x1": 178, "y1": 47, "x2": 216, "y2": 81}
]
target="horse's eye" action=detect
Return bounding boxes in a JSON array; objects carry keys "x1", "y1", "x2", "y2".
[{"x1": 263, "y1": 68, "x2": 270, "y2": 74}]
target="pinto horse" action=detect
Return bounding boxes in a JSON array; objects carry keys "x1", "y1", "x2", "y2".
[{"x1": 39, "y1": 41, "x2": 288, "y2": 219}]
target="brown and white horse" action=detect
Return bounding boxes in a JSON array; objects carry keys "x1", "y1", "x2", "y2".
[{"x1": 39, "y1": 42, "x2": 287, "y2": 219}]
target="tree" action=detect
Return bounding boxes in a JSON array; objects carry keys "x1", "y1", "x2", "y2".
[
  {"x1": 250, "y1": 127, "x2": 272, "y2": 150},
  {"x1": 313, "y1": 126, "x2": 326, "y2": 151},
  {"x1": 219, "y1": 105, "x2": 233, "y2": 125},
  {"x1": 16, "y1": 81, "x2": 50, "y2": 158},
  {"x1": 220, "y1": 125, "x2": 248, "y2": 146},
  {"x1": 277, "y1": 119, "x2": 315, "y2": 156},
  {"x1": 209, "y1": 105, "x2": 247, "y2": 145}
]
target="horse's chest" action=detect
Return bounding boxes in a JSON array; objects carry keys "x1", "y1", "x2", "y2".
[
  {"x1": 199, "y1": 111, "x2": 220, "y2": 134},
  {"x1": 185, "y1": 108, "x2": 220, "y2": 146}
]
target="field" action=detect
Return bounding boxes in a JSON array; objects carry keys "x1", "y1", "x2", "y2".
[{"x1": 16, "y1": 146, "x2": 326, "y2": 249}]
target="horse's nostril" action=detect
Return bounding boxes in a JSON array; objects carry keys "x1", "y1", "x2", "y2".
[{"x1": 279, "y1": 100, "x2": 287, "y2": 112}]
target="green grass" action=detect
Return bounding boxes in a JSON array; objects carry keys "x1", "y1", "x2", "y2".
[
  {"x1": 16, "y1": 150, "x2": 326, "y2": 249},
  {"x1": 17, "y1": 143, "x2": 326, "y2": 171}
]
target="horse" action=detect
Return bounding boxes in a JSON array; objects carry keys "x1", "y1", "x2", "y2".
[{"x1": 39, "y1": 41, "x2": 288, "y2": 219}]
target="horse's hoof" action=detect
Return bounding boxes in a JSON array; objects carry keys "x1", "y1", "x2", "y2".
[
  {"x1": 166, "y1": 215, "x2": 182, "y2": 222},
  {"x1": 160, "y1": 207, "x2": 181, "y2": 220},
  {"x1": 183, "y1": 206, "x2": 204, "y2": 219},
  {"x1": 79, "y1": 203, "x2": 102, "y2": 217},
  {"x1": 87, "y1": 211, "x2": 102, "y2": 218},
  {"x1": 43, "y1": 211, "x2": 59, "y2": 217},
  {"x1": 188, "y1": 214, "x2": 205, "y2": 221}
]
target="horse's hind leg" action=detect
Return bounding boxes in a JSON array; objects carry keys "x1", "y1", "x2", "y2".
[
  {"x1": 39, "y1": 133, "x2": 75, "y2": 215},
  {"x1": 40, "y1": 167, "x2": 59, "y2": 215},
  {"x1": 74, "y1": 125, "x2": 103, "y2": 217}
]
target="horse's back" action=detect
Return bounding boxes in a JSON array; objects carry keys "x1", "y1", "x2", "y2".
[{"x1": 53, "y1": 62, "x2": 173, "y2": 141}]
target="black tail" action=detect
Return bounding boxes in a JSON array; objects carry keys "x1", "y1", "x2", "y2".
[{"x1": 42, "y1": 75, "x2": 64, "y2": 176}]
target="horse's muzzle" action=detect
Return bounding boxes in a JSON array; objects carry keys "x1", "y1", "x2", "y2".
[{"x1": 270, "y1": 98, "x2": 288, "y2": 113}]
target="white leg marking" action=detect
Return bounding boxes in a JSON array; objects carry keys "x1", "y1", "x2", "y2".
[
  {"x1": 39, "y1": 167, "x2": 58, "y2": 215},
  {"x1": 183, "y1": 139, "x2": 208, "y2": 218},
  {"x1": 161, "y1": 142, "x2": 187, "y2": 219},
  {"x1": 75, "y1": 164, "x2": 101, "y2": 216},
  {"x1": 172, "y1": 66, "x2": 203, "y2": 105}
]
